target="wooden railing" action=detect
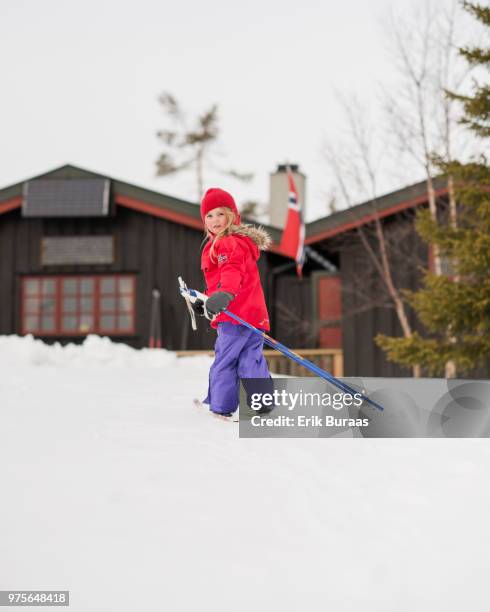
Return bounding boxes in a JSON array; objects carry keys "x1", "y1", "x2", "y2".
[{"x1": 175, "y1": 348, "x2": 344, "y2": 377}]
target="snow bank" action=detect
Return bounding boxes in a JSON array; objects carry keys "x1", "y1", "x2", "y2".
[
  {"x1": 0, "y1": 333, "x2": 184, "y2": 369},
  {"x1": 1, "y1": 333, "x2": 489, "y2": 611}
]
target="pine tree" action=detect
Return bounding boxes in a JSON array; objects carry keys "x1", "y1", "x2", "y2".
[
  {"x1": 376, "y1": 1, "x2": 490, "y2": 376},
  {"x1": 451, "y1": 2, "x2": 490, "y2": 138}
]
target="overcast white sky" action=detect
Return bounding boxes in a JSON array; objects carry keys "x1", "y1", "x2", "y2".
[{"x1": 0, "y1": 0, "x2": 471, "y2": 221}]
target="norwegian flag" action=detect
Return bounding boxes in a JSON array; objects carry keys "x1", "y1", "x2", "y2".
[{"x1": 279, "y1": 166, "x2": 306, "y2": 278}]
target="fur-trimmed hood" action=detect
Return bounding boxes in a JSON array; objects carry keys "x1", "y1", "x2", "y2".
[
  {"x1": 229, "y1": 224, "x2": 272, "y2": 251},
  {"x1": 201, "y1": 223, "x2": 272, "y2": 263}
]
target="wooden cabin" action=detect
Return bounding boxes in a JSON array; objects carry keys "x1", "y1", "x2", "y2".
[{"x1": 0, "y1": 164, "x2": 448, "y2": 376}]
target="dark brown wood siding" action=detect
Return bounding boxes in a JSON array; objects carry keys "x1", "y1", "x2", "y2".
[
  {"x1": 272, "y1": 274, "x2": 314, "y2": 348},
  {"x1": 0, "y1": 206, "x2": 217, "y2": 350},
  {"x1": 338, "y1": 212, "x2": 428, "y2": 376},
  {"x1": 0, "y1": 210, "x2": 17, "y2": 334}
]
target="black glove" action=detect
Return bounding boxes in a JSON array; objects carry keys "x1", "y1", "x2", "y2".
[
  {"x1": 205, "y1": 291, "x2": 234, "y2": 316},
  {"x1": 191, "y1": 298, "x2": 206, "y2": 317}
]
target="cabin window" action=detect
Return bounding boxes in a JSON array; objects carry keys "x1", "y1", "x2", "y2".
[
  {"x1": 428, "y1": 245, "x2": 455, "y2": 276},
  {"x1": 21, "y1": 275, "x2": 136, "y2": 336}
]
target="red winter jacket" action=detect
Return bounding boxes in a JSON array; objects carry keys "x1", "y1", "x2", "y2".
[{"x1": 201, "y1": 226, "x2": 271, "y2": 331}]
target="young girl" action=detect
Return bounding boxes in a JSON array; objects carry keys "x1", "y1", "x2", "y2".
[{"x1": 196, "y1": 187, "x2": 272, "y2": 417}]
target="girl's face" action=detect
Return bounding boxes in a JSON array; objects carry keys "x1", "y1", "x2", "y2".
[{"x1": 205, "y1": 208, "x2": 228, "y2": 234}]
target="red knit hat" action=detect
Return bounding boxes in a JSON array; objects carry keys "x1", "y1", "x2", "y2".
[{"x1": 200, "y1": 188, "x2": 241, "y2": 225}]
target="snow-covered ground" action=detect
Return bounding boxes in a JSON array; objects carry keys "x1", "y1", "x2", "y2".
[{"x1": 1, "y1": 334, "x2": 489, "y2": 611}]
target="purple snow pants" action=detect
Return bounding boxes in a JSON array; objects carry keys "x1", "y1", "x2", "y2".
[{"x1": 203, "y1": 322, "x2": 271, "y2": 415}]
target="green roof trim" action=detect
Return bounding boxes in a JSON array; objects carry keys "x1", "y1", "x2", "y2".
[{"x1": 306, "y1": 176, "x2": 447, "y2": 241}]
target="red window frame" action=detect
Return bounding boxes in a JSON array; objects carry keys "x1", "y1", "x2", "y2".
[{"x1": 20, "y1": 274, "x2": 136, "y2": 337}]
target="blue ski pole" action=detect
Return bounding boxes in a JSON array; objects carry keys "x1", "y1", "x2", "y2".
[
  {"x1": 178, "y1": 278, "x2": 384, "y2": 412},
  {"x1": 223, "y1": 309, "x2": 384, "y2": 412}
]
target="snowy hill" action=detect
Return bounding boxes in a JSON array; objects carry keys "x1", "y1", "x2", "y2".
[{"x1": 1, "y1": 334, "x2": 489, "y2": 611}]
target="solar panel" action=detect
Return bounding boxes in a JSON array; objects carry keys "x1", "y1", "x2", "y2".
[
  {"x1": 22, "y1": 179, "x2": 111, "y2": 217},
  {"x1": 41, "y1": 236, "x2": 114, "y2": 265}
]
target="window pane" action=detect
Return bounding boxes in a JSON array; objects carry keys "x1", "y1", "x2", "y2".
[
  {"x1": 42, "y1": 279, "x2": 55, "y2": 295},
  {"x1": 100, "y1": 314, "x2": 115, "y2": 330},
  {"x1": 24, "y1": 315, "x2": 38, "y2": 332},
  {"x1": 441, "y1": 256, "x2": 454, "y2": 276},
  {"x1": 41, "y1": 316, "x2": 55, "y2": 332},
  {"x1": 63, "y1": 297, "x2": 77, "y2": 313},
  {"x1": 25, "y1": 298, "x2": 40, "y2": 314},
  {"x1": 25, "y1": 279, "x2": 40, "y2": 296},
  {"x1": 41, "y1": 298, "x2": 55, "y2": 314},
  {"x1": 118, "y1": 296, "x2": 132, "y2": 312},
  {"x1": 62, "y1": 315, "x2": 77, "y2": 331},
  {"x1": 119, "y1": 277, "x2": 133, "y2": 293},
  {"x1": 79, "y1": 315, "x2": 94, "y2": 332},
  {"x1": 62, "y1": 278, "x2": 78, "y2": 294},
  {"x1": 100, "y1": 277, "x2": 116, "y2": 294},
  {"x1": 118, "y1": 314, "x2": 133, "y2": 331},
  {"x1": 80, "y1": 297, "x2": 94, "y2": 313},
  {"x1": 80, "y1": 278, "x2": 94, "y2": 295},
  {"x1": 101, "y1": 297, "x2": 115, "y2": 311}
]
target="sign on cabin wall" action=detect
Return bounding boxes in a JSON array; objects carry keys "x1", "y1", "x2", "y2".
[{"x1": 41, "y1": 236, "x2": 114, "y2": 266}]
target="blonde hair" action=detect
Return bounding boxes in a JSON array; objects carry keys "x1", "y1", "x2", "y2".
[{"x1": 204, "y1": 207, "x2": 240, "y2": 262}]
